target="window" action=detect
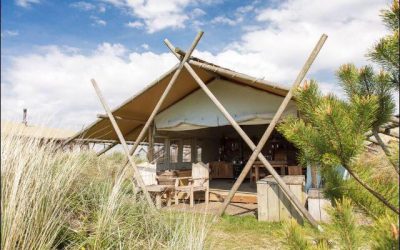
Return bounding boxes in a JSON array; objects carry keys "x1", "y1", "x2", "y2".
[
  {"x1": 182, "y1": 139, "x2": 192, "y2": 162},
  {"x1": 170, "y1": 140, "x2": 179, "y2": 163},
  {"x1": 196, "y1": 145, "x2": 202, "y2": 162}
]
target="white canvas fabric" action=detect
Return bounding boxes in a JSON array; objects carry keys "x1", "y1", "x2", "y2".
[{"x1": 155, "y1": 79, "x2": 297, "y2": 131}]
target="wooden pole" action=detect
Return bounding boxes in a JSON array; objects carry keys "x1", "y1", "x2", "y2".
[
  {"x1": 124, "y1": 31, "x2": 204, "y2": 165},
  {"x1": 147, "y1": 121, "x2": 155, "y2": 162},
  {"x1": 97, "y1": 142, "x2": 118, "y2": 156},
  {"x1": 217, "y1": 34, "x2": 327, "y2": 221},
  {"x1": 97, "y1": 125, "x2": 144, "y2": 156},
  {"x1": 164, "y1": 34, "x2": 328, "y2": 228},
  {"x1": 97, "y1": 114, "x2": 146, "y2": 123},
  {"x1": 91, "y1": 79, "x2": 155, "y2": 209}
]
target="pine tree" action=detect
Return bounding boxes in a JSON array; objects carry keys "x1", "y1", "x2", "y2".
[
  {"x1": 368, "y1": 0, "x2": 399, "y2": 90},
  {"x1": 277, "y1": 81, "x2": 399, "y2": 215},
  {"x1": 336, "y1": 1, "x2": 399, "y2": 171},
  {"x1": 336, "y1": 64, "x2": 398, "y2": 172}
]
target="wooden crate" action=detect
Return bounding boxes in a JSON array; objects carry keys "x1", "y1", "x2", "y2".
[
  {"x1": 257, "y1": 175, "x2": 306, "y2": 223},
  {"x1": 307, "y1": 188, "x2": 331, "y2": 222}
]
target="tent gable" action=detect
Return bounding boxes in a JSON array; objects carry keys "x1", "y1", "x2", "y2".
[{"x1": 154, "y1": 78, "x2": 297, "y2": 131}]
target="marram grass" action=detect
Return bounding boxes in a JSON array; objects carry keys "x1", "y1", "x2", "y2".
[{"x1": 1, "y1": 132, "x2": 211, "y2": 249}]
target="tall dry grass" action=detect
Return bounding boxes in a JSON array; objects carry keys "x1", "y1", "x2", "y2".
[
  {"x1": 1, "y1": 134, "x2": 83, "y2": 249},
  {"x1": 1, "y1": 131, "x2": 211, "y2": 249}
]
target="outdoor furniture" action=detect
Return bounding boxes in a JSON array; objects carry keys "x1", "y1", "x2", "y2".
[
  {"x1": 174, "y1": 162, "x2": 210, "y2": 207},
  {"x1": 137, "y1": 162, "x2": 174, "y2": 209},
  {"x1": 250, "y1": 160, "x2": 287, "y2": 183}
]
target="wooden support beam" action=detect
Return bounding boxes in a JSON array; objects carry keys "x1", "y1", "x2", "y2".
[
  {"x1": 97, "y1": 114, "x2": 146, "y2": 123},
  {"x1": 96, "y1": 125, "x2": 143, "y2": 156},
  {"x1": 97, "y1": 142, "x2": 118, "y2": 156},
  {"x1": 164, "y1": 34, "x2": 328, "y2": 228},
  {"x1": 123, "y1": 31, "x2": 204, "y2": 165},
  {"x1": 164, "y1": 138, "x2": 170, "y2": 168},
  {"x1": 216, "y1": 34, "x2": 327, "y2": 224},
  {"x1": 147, "y1": 121, "x2": 155, "y2": 162},
  {"x1": 177, "y1": 139, "x2": 183, "y2": 163},
  {"x1": 91, "y1": 79, "x2": 155, "y2": 209}
]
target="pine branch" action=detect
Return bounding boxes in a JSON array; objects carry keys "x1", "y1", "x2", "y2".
[
  {"x1": 343, "y1": 163, "x2": 399, "y2": 215},
  {"x1": 372, "y1": 129, "x2": 400, "y2": 174}
]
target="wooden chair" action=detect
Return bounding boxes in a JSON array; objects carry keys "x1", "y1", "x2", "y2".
[
  {"x1": 137, "y1": 162, "x2": 174, "y2": 208},
  {"x1": 174, "y1": 162, "x2": 210, "y2": 207}
]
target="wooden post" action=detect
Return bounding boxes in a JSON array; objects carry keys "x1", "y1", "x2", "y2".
[
  {"x1": 124, "y1": 31, "x2": 204, "y2": 165},
  {"x1": 91, "y1": 79, "x2": 155, "y2": 209},
  {"x1": 22, "y1": 108, "x2": 27, "y2": 126},
  {"x1": 164, "y1": 34, "x2": 328, "y2": 228},
  {"x1": 191, "y1": 138, "x2": 197, "y2": 162},
  {"x1": 147, "y1": 121, "x2": 155, "y2": 162},
  {"x1": 164, "y1": 138, "x2": 170, "y2": 168},
  {"x1": 97, "y1": 142, "x2": 117, "y2": 156},
  {"x1": 311, "y1": 165, "x2": 318, "y2": 188},
  {"x1": 97, "y1": 125, "x2": 144, "y2": 156},
  {"x1": 177, "y1": 139, "x2": 183, "y2": 163}
]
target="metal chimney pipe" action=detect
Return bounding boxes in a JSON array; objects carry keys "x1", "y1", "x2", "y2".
[{"x1": 22, "y1": 108, "x2": 27, "y2": 126}]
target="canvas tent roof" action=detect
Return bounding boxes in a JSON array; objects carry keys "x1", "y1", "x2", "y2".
[{"x1": 73, "y1": 58, "x2": 291, "y2": 142}]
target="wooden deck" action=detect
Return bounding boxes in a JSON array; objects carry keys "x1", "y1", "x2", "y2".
[{"x1": 197, "y1": 179, "x2": 258, "y2": 204}]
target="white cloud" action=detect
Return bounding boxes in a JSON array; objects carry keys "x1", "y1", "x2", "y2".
[
  {"x1": 3, "y1": 0, "x2": 398, "y2": 130},
  {"x1": 70, "y1": 1, "x2": 96, "y2": 11},
  {"x1": 126, "y1": 21, "x2": 144, "y2": 28},
  {"x1": 15, "y1": 0, "x2": 40, "y2": 8},
  {"x1": 1, "y1": 44, "x2": 177, "y2": 129},
  {"x1": 71, "y1": 1, "x2": 107, "y2": 13},
  {"x1": 98, "y1": 4, "x2": 106, "y2": 13},
  {"x1": 90, "y1": 16, "x2": 107, "y2": 26},
  {"x1": 197, "y1": 0, "x2": 389, "y2": 86},
  {"x1": 190, "y1": 8, "x2": 206, "y2": 18},
  {"x1": 141, "y1": 43, "x2": 150, "y2": 50},
  {"x1": 104, "y1": 0, "x2": 195, "y2": 33},
  {"x1": 1, "y1": 30, "x2": 19, "y2": 38},
  {"x1": 236, "y1": 5, "x2": 254, "y2": 14},
  {"x1": 211, "y1": 15, "x2": 243, "y2": 26}
]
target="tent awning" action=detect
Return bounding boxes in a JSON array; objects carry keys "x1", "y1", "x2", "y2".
[{"x1": 73, "y1": 58, "x2": 291, "y2": 142}]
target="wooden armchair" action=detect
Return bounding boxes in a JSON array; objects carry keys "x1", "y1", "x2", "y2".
[
  {"x1": 137, "y1": 162, "x2": 174, "y2": 208},
  {"x1": 174, "y1": 162, "x2": 210, "y2": 207}
]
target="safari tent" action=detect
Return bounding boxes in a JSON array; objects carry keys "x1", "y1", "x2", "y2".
[{"x1": 66, "y1": 32, "x2": 328, "y2": 227}]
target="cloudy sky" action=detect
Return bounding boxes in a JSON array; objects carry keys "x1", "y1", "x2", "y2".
[{"x1": 1, "y1": 0, "x2": 395, "y2": 131}]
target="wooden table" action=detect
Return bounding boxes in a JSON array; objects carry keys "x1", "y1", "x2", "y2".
[
  {"x1": 147, "y1": 184, "x2": 175, "y2": 209},
  {"x1": 250, "y1": 161, "x2": 287, "y2": 183}
]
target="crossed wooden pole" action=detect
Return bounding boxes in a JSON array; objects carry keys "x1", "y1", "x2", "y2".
[
  {"x1": 89, "y1": 31, "x2": 204, "y2": 208},
  {"x1": 91, "y1": 79, "x2": 155, "y2": 209},
  {"x1": 89, "y1": 31, "x2": 328, "y2": 228},
  {"x1": 163, "y1": 33, "x2": 327, "y2": 228}
]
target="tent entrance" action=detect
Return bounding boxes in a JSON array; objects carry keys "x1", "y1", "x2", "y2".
[{"x1": 154, "y1": 124, "x2": 301, "y2": 181}]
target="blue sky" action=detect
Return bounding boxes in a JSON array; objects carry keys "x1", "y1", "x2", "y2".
[
  {"x1": 2, "y1": 0, "x2": 264, "y2": 55},
  {"x1": 1, "y1": 0, "x2": 395, "y2": 130}
]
